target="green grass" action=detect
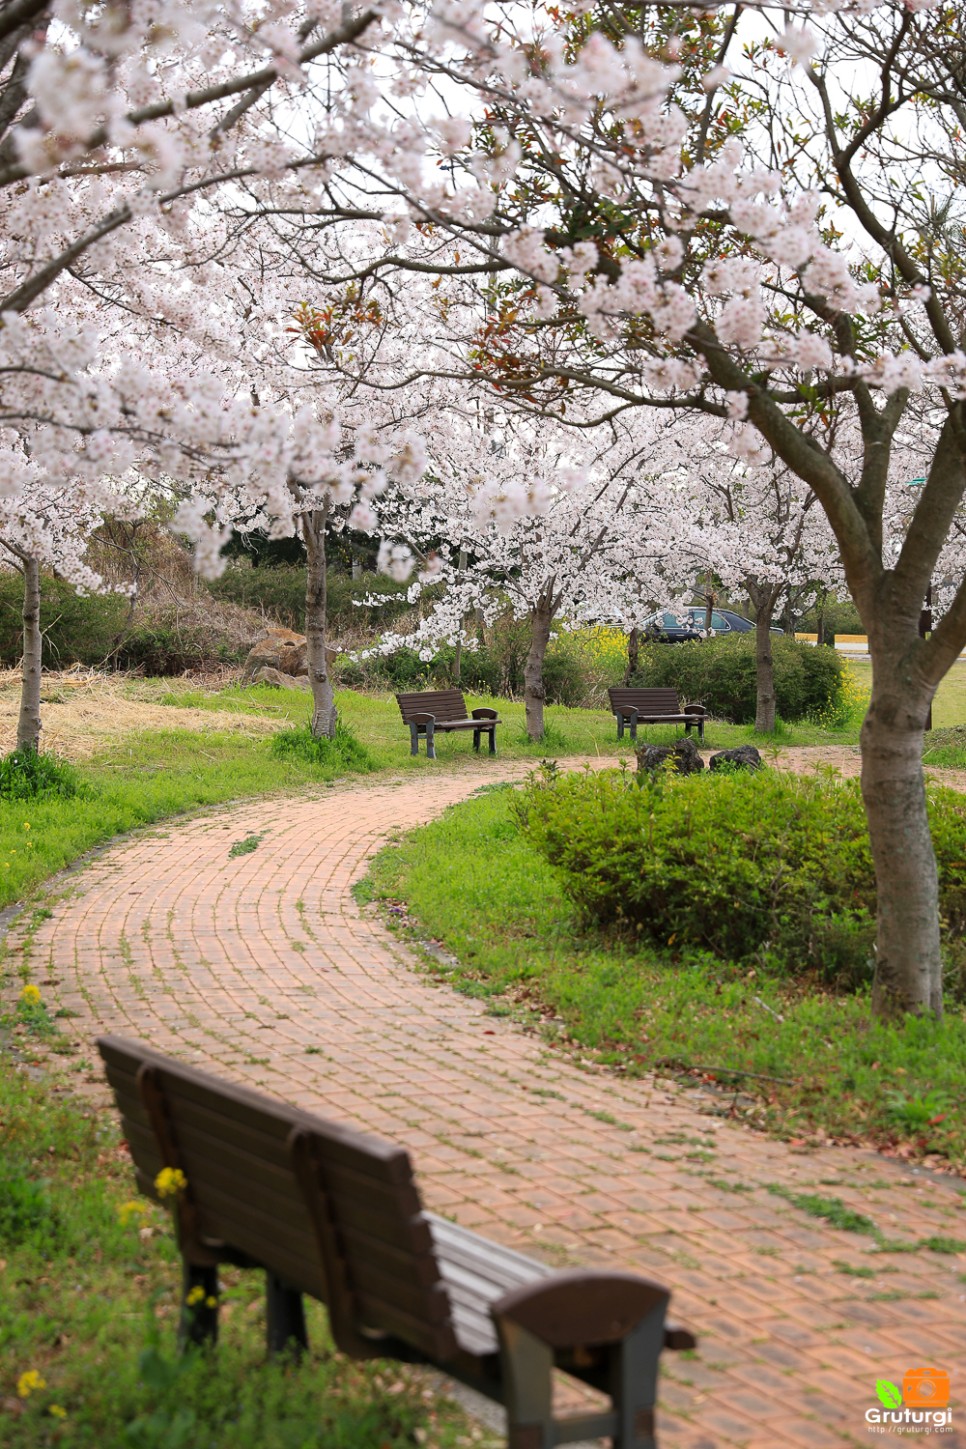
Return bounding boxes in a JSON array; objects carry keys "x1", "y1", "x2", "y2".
[
  {"x1": 359, "y1": 783, "x2": 966, "y2": 1167},
  {"x1": 0, "y1": 1060, "x2": 489, "y2": 1447}
]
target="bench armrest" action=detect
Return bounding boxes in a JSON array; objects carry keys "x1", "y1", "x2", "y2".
[
  {"x1": 411, "y1": 712, "x2": 437, "y2": 725},
  {"x1": 471, "y1": 708, "x2": 499, "y2": 720},
  {"x1": 614, "y1": 706, "x2": 638, "y2": 720},
  {"x1": 683, "y1": 703, "x2": 707, "y2": 716},
  {"x1": 491, "y1": 1270, "x2": 670, "y2": 1349}
]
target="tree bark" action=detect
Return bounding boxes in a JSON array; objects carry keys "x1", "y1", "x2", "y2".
[
  {"x1": 624, "y1": 626, "x2": 640, "y2": 684},
  {"x1": 524, "y1": 597, "x2": 554, "y2": 741},
  {"x1": 747, "y1": 585, "x2": 781, "y2": 734},
  {"x1": 861, "y1": 637, "x2": 941, "y2": 1017},
  {"x1": 301, "y1": 507, "x2": 337, "y2": 740},
  {"x1": 17, "y1": 554, "x2": 42, "y2": 752}
]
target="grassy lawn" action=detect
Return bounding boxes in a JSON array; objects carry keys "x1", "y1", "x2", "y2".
[
  {"x1": 0, "y1": 1056, "x2": 490, "y2": 1448},
  {"x1": 359, "y1": 783, "x2": 966, "y2": 1171}
]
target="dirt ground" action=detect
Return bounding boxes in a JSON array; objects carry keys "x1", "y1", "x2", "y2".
[{"x1": 0, "y1": 670, "x2": 275, "y2": 759}]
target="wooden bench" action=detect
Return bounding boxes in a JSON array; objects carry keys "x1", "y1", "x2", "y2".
[
  {"x1": 98, "y1": 1035, "x2": 695, "y2": 1449},
  {"x1": 396, "y1": 689, "x2": 500, "y2": 758},
  {"x1": 608, "y1": 688, "x2": 707, "y2": 743}
]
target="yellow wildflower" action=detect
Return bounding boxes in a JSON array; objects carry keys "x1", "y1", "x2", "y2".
[
  {"x1": 205, "y1": 1295, "x2": 217, "y2": 1309},
  {"x1": 117, "y1": 1200, "x2": 149, "y2": 1225},
  {"x1": 22, "y1": 822, "x2": 30, "y2": 830},
  {"x1": 49, "y1": 1405, "x2": 67, "y2": 1419},
  {"x1": 154, "y1": 1166, "x2": 187, "y2": 1198},
  {"x1": 17, "y1": 1369, "x2": 46, "y2": 1398},
  {"x1": 185, "y1": 1285, "x2": 206, "y2": 1306},
  {"x1": 20, "y1": 983, "x2": 41, "y2": 1006}
]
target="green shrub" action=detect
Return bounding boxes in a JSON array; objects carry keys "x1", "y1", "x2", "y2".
[
  {"x1": 631, "y1": 634, "x2": 846, "y2": 724},
  {"x1": 0, "y1": 573, "x2": 128, "y2": 667},
  {"x1": 112, "y1": 624, "x2": 244, "y2": 676},
  {"x1": 0, "y1": 749, "x2": 79, "y2": 800},
  {"x1": 270, "y1": 721, "x2": 375, "y2": 773},
  {"x1": 207, "y1": 565, "x2": 413, "y2": 636},
  {"x1": 341, "y1": 617, "x2": 591, "y2": 705},
  {"x1": 516, "y1": 765, "x2": 966, "y2": 992}
]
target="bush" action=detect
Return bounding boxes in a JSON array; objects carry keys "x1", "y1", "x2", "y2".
[
  {"x1": 0, "y1": 573, "x2": 128, "y2": 667},
  {"x1": 270, "y1": 721, "x2": 375, "y2": 774},
  {"x1": 112, "y1": 621, "x2": 245, "y2": 675},
  {"x1": 516, "y1": 765, "x2": 966, "y2": 993},
  {"x1": 631, "y1": 633, "x2": 847, "y2": 724},
  {"x1": 341, "y1": 616, "x2": 594, "y2": 704},
  {"x1": 207, "y1": 564, "x2": 413, "y2": 636},
  {"x1": 0, "y1": 749, "x2": 79, "y2": 801}
]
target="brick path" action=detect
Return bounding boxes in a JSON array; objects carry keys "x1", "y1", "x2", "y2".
[{"x1": 11, "y1": 764, "x2": 966, "y2": 1448}]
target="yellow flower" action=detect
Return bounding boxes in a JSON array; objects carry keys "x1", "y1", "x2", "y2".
[
  {"x1": 117, "y1": 1200, "x2": 149, "y2": 1225},
  {"x1": 23, "y1": 822, "x2": 30, "y2": 830},
  {"x1": 20, "y1": 984, "x2": 41, "y2": 1006},
  {"x1": 205, "y1": 1295, "x2": 217, "y2": 1309},
  {"x1": 49, "y1": 1405, "x2": 67, "y2": 1419},
  {"x1": 185, "y1": 1285, "x2": 206, "y2": 1306},
  {"x1": 17, "y1": 1369, "x2": 46, "y2": 1398},
  {"x1": 154, "y1": 1166, "x2": 187, "y2": 1198}
]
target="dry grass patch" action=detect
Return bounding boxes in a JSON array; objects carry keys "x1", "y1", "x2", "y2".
[{"x1": 0, "y1": 669, "x2": 275, "y2": 760}]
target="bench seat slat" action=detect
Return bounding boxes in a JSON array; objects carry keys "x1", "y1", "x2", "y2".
[{"x1": 428, "y1": 1214, "x2": 552, "y2": 1285}]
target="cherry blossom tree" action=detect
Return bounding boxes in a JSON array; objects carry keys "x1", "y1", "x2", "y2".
[
  {"x1": 0, "y1": 463, "x2": 115, "y2": 751},
  {"x1": 285, "y1": 2, "x2": 965, "y2": 1019}
]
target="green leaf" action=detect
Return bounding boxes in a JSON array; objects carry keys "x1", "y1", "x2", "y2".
[{"x1": 876, "y1": 1380, "x2": 903, "y2": 1409}]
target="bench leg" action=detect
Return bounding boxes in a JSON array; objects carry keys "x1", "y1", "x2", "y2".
[
  {"x1": 266, "y1": 1271, "x2": 308, "y2": 1358},
  {"x1": 179, "y1": 1261, "x2": 219, "y2": 1350},
  {"x1": 488, "y1": 728, "x2": 496, "y2": 756},
  {"x1": 473, "y1": 729, "x2": 481, "y2": 752},
  {"x1": 495, "y1": 1318, "x2": 555, "y2": 1449},
  {"x1": 607, "y1": 1309, "x2": 665, "y2": 1448},
  {"x1": 409, "y1": 723, "x2": 420, "y2": 757},
  {"x1": 616, "y1": 712, "x2": 624, "y2": 741},
  {"x1": 425, "y1": 720, "x2": 436, "y2": 759}
]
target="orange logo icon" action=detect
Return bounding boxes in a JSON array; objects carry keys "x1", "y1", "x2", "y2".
[{"x1": 902, "y1": 1368, "x2": 950, "y2": 1409}]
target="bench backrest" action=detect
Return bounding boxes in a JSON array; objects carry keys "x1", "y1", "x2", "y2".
[
  {"x1": 97, "y1": 1035, "x2": 457, "y2": 1360},
  {"x1": 396, "y1": 689, "x2": 469, "y2": 724},
  {"x1": 608, "y1": 687, "x2": 682, "y2": 714}
]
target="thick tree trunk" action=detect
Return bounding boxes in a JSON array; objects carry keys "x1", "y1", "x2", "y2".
[
  {"x1": 861, "y1": 639, "x2": 942, "y2": 1018},
  {"x1": 17, "y1": 556, "x2": 42, "y2": 753},
  {"x1": 524, "y1": 600, "x2": 554, "y2": 741},
  {"x1": 301, "y1": 508, "x2": 337, "y2": 740},
  {"x1": 624, "y1": 626, "x2": 640, "y2": 684}
]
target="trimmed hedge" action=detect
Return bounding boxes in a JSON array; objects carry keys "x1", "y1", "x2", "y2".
[
  {"x1": 517, "y1": 765, "x2": 966, "y2": 996},
  {"x1": 631, "y1": 634, "x2": 846, "y2": 724}
]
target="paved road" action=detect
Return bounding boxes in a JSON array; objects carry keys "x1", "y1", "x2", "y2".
[{"x1": 9, "y1": 763, "x2": 965, "y2": 1448}]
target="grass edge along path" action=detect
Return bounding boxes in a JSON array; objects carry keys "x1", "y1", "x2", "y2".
[
  {"x1": 358, "y1": 782, "x2": 966, "y2": 1172},
  {"x1": 0, "y1": 1055, "x2": 495, "y2": 1448}
]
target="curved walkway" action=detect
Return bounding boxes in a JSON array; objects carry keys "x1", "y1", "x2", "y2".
[{"x1": 9, "y1": 763, "x2": 966, "y2": 1449}]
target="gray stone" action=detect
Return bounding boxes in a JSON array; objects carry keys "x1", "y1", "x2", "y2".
[
  {"x1": 251, "y1": 665, "x2": 310, "y2": 691},
  {"x1": 636, "y1": 736, "x2": 705, "y2": 775},
  {"x1": 709, "y1": 745, "x2": 763, "y2": 771}
]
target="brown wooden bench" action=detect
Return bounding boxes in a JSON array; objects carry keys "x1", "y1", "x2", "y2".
[
  {"x1": 98, "y1": 1035, "x2": 695, "y2": 1449},
  {"x1": 396, "y1": 689, "x2": 500, "y2": 758},
  {"x1": 608, "y1": 688, "x2": 707, "y2": 743}
]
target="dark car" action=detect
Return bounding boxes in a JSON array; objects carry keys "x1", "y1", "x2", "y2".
[
  {"x1": 642, "y1": 608, "x2": 783, "y2": 641},
  {"x1": 708, "y1": 609, "x2": 784, "y2": 635}
]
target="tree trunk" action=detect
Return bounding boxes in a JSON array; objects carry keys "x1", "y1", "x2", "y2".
[
  {"x1": 624, "y1": 626, "x2": 640, "y2": 684},
  {"x1": 17, "y1": 555, "x2": 42, "y2": 753},
  {"x1": 301, "y1": 508, "x2": 337, "y2": 740},
  {"x1": 753, "y1": 596, "x2": 778, "y2": 733},
  {"x1": 861, "y1": 638, "x2": 941, "y2": 1017},
  {"x1": 524, "y1": 600, "x2": 554, "y2": 741}
]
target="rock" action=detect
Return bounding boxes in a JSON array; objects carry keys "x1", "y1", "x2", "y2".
[
  {"x1": 709, "y1": 745, "x2": 763, "y2": 772},
  {"x1": 243, "y1": 629, "x2": 340, "y2": 681},
  {"x1": 251, "y1": 666, "x2": 310, "y2": 691},
  {"x1": 636, "y1": 736, "x2": 705, "y2": 775},
  {"x1": 243, "y1": 627, "x2": 308, "y2": 680}
]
